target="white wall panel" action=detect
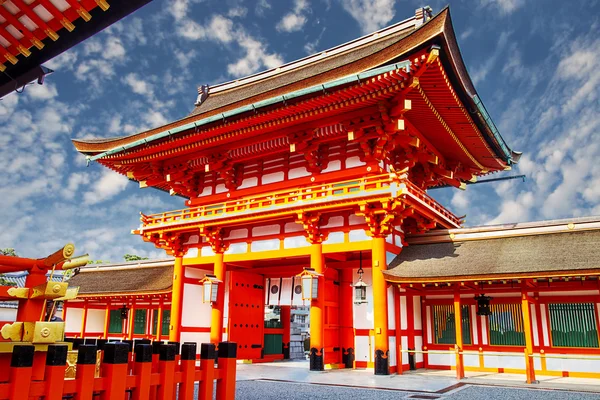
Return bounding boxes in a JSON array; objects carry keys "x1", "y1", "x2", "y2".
[
  {"x1": 0, "y1": 308, "x2": 16, "y2": 322},
  {"x1": 283, "y1": 236, "x2": 310, "y2": 248},
  {"x1": 481, "y1": 316, "x2": 488, "y2": 345},
  {"x1": 201, "y1": 246, "x2": 214, "y2": 257},
  {"x1": 284, "y1": 222, "x2": 304, "y2": 233},
  {"x1": 288, "y1": 167, "x2": 310, "y2": 179},
  {"x1": 66, "y1": 307, "x2": 83, "y2": 333},
  {"x1": 346, "y1": 156, "x2": 366, "y2": 168},
  {"x1": 226, "y1": 229, "x2": 248, "y2": 240},
  {"x1": 540, "y1": 306, "x2": 549, "y2": 346},
  {"x1": 184, "y1": 248, "x2": 199, "y2": 258},
  {"x1": 252, "y1": 224, "x2": 280, "y2": 237},
  {"x1": 471, "y1": 305, "x2": 478, "y2": 345},
  {"x1": 215, "y1": 184, "x2": 227, "y2": 194},
  {"x1": 185, "y1": 267, "x2": 212, "y2": 279},
  {"x1": 239, "y1": 177, "x2": 258, "y2": 189},
  {"x1": 428, "y1": 353, "x2": 454, "y2": 367},
  {"x1": 225, "y1": 242, "x2": 248, "y2": 254},
  {"x1": 413, "y1": 297, "x2": 422, "y2": 330},
  {"x1": 401, "y1": 336, "x2": 408, "y2": 365},
  {"x1": 388, "y1": 337, "x2": 397, "y2": 367},
  {"x1": 464, "y1": 353, "x2": 479, "y2": 367},
  {"x1": 387, "y1": 286, "x2": 395, "y2": 330},
  {"x1": 323, "y1": 216, "x2": 343, "y2": 228},
  {"x1": 426, "y1": 306, "x2": 432, "y2": 344},
  {"x1": 349, "y1": 229, "x2": 369, "y2": 242},
  {"x1": 348, "y1": 215, "x2": 364, "y2": 225},
  {"x1": 400, "y1": 296, "x2": 407, "y2": 330},
  {"x1": 262, "y1": 172, "x2": 284, "y2": 184},
  {"x1": 531, "y1": 305, "x2": 539, "y2": 347},
  {"x1": 354, "y1": 336, "x2": 370, "y2": 363},
  {"x1": 323, "y1": 232, "x2": 344, "y2": 244},
  {"x1": 182, "y1": 284, "x2": 212, "y2": 327},
  {"x1": 250, "y1": 239, "x2": 280, "y2": 252},
  {"x1": 483, "y1": 354, "x2": 524, "y2": 369},
  {"x1": 353, "y1": 268, "x2": 373, "y2": 330},
  {"x1": 322, "y1": 160, "x2": 341, "y2": 173},
  {"x1": 85, "y1": 309, "x2": 105, "y2": 333},
  {"x1": 415, "y1": 336, "x2": 423, "y2": 363},
  {"x1": 545, "y1": 357, "x2": 600, "y2": 373}
]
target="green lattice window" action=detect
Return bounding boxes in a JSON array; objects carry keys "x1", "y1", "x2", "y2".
[
  {"x1": 108, "y1": 310, "x2": 122, "y2": 334},
  {"x1": 488, "y1": 303, "x2": 525, "y2": 346},
  {"x1": 549, "y1": 303, "x2": 599, "y2": 348},
  {"x1": 152, "y1": 309, "x2": 170, "y2": 336},
  {"x1": 432, "y1": 304, "x2": 472, "y2": 345},
  {"x1": 134, "y1": 309, "x2": 147, "y2": 335}
]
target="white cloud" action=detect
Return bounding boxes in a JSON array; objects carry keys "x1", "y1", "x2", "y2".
[
  {"x1": 83, "y1": 170, "x2": 130, "y2": 205},
  {"x1": 63, "y1": 173, "x2": 90, "y2": 200},
  {"x1": 177, "y1": 19, "x2": 206, "y2": 40},
  {"x1": 471, "y1": 31, "x2": 510, "y2": 85},
  {"x1": 45, "y1": 50, "x2": 78, "y2": 71},
  {"x1": 277, "y1": 0, "x2": 310, "y2": 32},
  {"x1": 144, "y1": 110, "x2": 169, "y2": 127},
  {"x1": 227, "y1": 7, "x2": 248, "y2": 18},
  {"x1": 479, "y1": 0, "x2": 525, "y2": 15},
  {"x1": 26, "y1": 83, "x2": 58, "y2": 101},
  {"x1": 338, "y1": 0, "x2": 395, "y2": 35},
  {"x1": 208, "y1": 15, "x2": 235, "y2": 43},
  {"x1": 123, "y1": 73, "x2": 154, "y2": 97},
  {"x1": 255, "y1": 0, "x2": 271, "y2": 17}
]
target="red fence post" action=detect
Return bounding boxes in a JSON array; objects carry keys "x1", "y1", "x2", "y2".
[
  {"x1": 156, "y1": 343, "x2": 177, "y2": 400},
  {"x1": 216, "y1": 342, "x2": 237, "y2": 400},
  {"x1": 100, "y1": 342, "x2": 130, "y2": 400},
  {"x1": 198, "y1": 343, "x2": 216, "y2": 400},
  {"x1": 75, "y1": 345, "x2": 98, "y2": 400},
  {"x1": 9, "y1": 345, "x2": 34, "y2": 400},
  {"x1": 44, "y1": 345, "x2": 68, "y2": 400},
  {"x1": 132, "y1": 344, "x2": 153, "y2": 400},
  {"x1": 178, "y1": 343, "x2": 197, "y2": 400}
]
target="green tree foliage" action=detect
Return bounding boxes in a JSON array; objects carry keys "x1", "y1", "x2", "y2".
[{"x1": 124, "y1": 254, "x2": 149, "y2": 262}]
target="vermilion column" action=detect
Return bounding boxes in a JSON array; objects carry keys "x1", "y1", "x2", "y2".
[
  {"x1": 522, "y1": 292, "x2": 537, "y2": 384},
  {"x1": 372, "y1": 236, "x2": 389, "y2": 375},
  {"x1": 169, "y1": 255, "x2": 185, "y2": 342},
  {"x1": 453, "y1": 291, "x2": 465, "y2": 379},
  {"x1": 80, "y1": 300, "x2": 88, "y2": 338},
  {"x1": 340, "y1": 268, "x2": 355, "y2": 368},
  {"x1": 309, "y1": 243, "x2": 325, "y2": 371},
  {"x1": 103, "y1": 302, "x2": 110, "y2": 339},
  {"x1": 211, "y1": 251, "x2": 226, "y2": 344},
  {"x1": 128, "y1": 302, "x2": 136, "y2": 340},
  {"x1": 156, "y1": 299, "x2": 164, "y2": 341},
  {"x1": 281, "y1": 306, "x2": 291, "y2": 359},
  {"x1": 16, "y1": 268, "x2": 46, "y2": 322}
]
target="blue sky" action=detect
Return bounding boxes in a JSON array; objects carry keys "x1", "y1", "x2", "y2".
[{"x1": 0, "y1": 0, "x2": 598, "y2": 260}]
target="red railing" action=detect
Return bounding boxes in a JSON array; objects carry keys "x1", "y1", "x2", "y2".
[
  {"x1": 0, "y1": 339, "x2": 236, "y2": 400},
  {"x1": 140, "y1": 173, "x2": 461, "y2": 229}
]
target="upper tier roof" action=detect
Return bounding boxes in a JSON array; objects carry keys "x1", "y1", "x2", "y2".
[{"x1": 73, "y1": 6, "x2": 519, "y2": 167}]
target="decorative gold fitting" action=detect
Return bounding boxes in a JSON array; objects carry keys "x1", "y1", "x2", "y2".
[
  {"x1": 31, "y1": 38, "x2": 44, "y2": 50},
  {"x1": 23, "y1": 321, "x2": 65, "y2": 343},
  {"x1": 60, "y1": 18, "x2": 75, "y2": 32},
  {"x1": 77, "y1": 8, "x2": 92, "y2": 22},
  {"x1": 5, "y1": 53, "x2": 18, "y2": 65},
  {"x1": 44, "y1": 29, "x2": 59, "y2": 41},
  {"x1": 95, "y1": 0, "x2": 110, "y2": 11},
  {"x1": 17, "y1": 45, "x2": 31, "y2": 57},
  {"x1": 44, "y1": 243, "x2": 75, "y2": 267},
  {"x1": 62, "y1": 254, "x2": 89, "y2": 269},
  {"x1": 7, "y1": 287, "x2": 29, "y2": 299},
  {"x1": 31, "y1": 281, "x2": 68, "y2": 299},
  {"x1": 1, "y1": 322, "x2": 23, "y2": 341},
  {"x1": 426, "y1": 48, "x2": 439, "y2": 64},
  {"x1": 0, "y1": 63, "x2": 5, "y2": 72}
]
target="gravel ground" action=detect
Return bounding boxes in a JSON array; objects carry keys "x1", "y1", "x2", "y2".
[{"x1": 231, "y1": 380, "x2": 600, "y2": 400}]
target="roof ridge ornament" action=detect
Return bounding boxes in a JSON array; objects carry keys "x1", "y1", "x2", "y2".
[{"x1": 195, "y1": 84, "x2": 210, "y2": 106}]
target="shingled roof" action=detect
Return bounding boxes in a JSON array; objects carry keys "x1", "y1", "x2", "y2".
[
  {"x1": 384, "y1": 229, "x2": 600, "y2": 283},
  {"x1": 68, "y1": 260, "x2": 174, "y2": 297}
]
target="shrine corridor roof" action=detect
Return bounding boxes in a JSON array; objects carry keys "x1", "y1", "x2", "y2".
[
  {"x1": 68, "y1": 260, "x2": 173, "y2": 296},
  {"x1": 385, "y1": 220, "x2": 600, "y2": 283}
]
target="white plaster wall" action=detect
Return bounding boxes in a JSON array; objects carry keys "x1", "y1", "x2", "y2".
[
  {"x1": 349, "y1": 230, "x2": 369, "y2": 242},
  {"x1": 322, "y1": 160, "x2": 341, "y2": 173},
  {"x1": 279, "y1": 278, "x2": 293, "y2": 305},
  {"x1": 322, "y1": 232, "x2": 344, "y2": 244},
  {"x1": 239, "y1": 177, "x2": 258, "y2": 189},
  {"x1": 387, "y1": 286, "x2": 395, "y2": 330},
  {"x1": 262, "y1": 172, "x2": 284, "y2": 184},
  {"x1": 185, "y1": 267, "x2": 212, "y2": 279},
  {"x1": 184, "y1": 248, "x2": 199, "y2": 258},
  {"x1": 464, "y1": 353, "x2": 479, "y2": 367},
  {"x1": 353, "y1": 268, "x2": 373, "y2": 330},
  {"x1": 471, "y1": 305, "x2": 478, "y2": 345},
  {"x1": 85, "y1": 309, "x2": 105, "y2": 333},
  {"x1": 481, "y1": 316, "x2": 488, "y2": 345},
  {"x1": 348, "y1": 215, "x2": 364, "y2": 225},
  {"x1": 426, "y1": 306, "x2": 432, "y2": 343},
  {"x1": 540, "y1": 290, "x2": 598, "y2": 297},
  {"x1": 226, "y1": 229, "x2": 248, "y2": 240},
  {"x1": 226, "y1": 243, "x2": 248, "y2": 254},
  {"x1": 354, "y1": 336, "x2": 370, "y2": 363},
  {"x1": 0, "y1": 308, "x2": 16, "y2": 321},
  {"x1": 400, "y1": 297, "x2": 407, "y2": 330},
  {"x1": 540, "y1": 306, "x2": 549, "y2": 346},
  {"x1": 401, "y1": 336, "x2": 408, "y2": 365},
  {"x1": 66, "y1": 307, "x2": 83, "y2": 333},
  {"x1": 252, "y1": 224, "x2": 280, "y2": 237},
  {"x1": 284, "y1": 222, "x2": 304, "y2": 233},
  {"x1": 288, "y1": 167, "x2": 310, "y2": 179},
  {"x1": 323, "y1": 216, "x2": 343, "y2": 228},
  {"x1": 531, "y1": 304, "x2": 539, "y2": 347},
  {"x1": 429, "y1": 353, "x2": 455, "y2": 367},
  {"x1": 185, "y1": 235, "x2": 199, "y2": 245},
  {"x1": 483, "y1": 354, "x2": 524, "y2": 369},
  {"x1": 284, "y1": 236, "x2": 310, "y2": 248},
  {"x1": 545, "y1": 357, "x2": 600, "y2": 373},
  {"x1": 215, "y1": 184, "x2": 227, "y2": 194},
  {"x1": 201, "y1": 246, "x2": 215, "y2": 257},
  {"x1": 388, "y1": 336, "x2": 397, "y2": 367},
  {"x1": 346, "y1": 156, "x2": 366, "y2": 168},
  {"x1": 415, "y1": 336, "x2": 423, "y2": 363},
  {"x1": 182, "y1": 283, "x2": 213, "y2": 327},
  {"x1": 413, "y1": 297, "x2": 422, "y2": 330},
  {"x1": 198, "y1": 186, "x2": 211, "y2": 197},
  {"x1": 180, "y1": 332, "x2": 210, "y2": 352},
  {"x1": 251, "y1": 239, "x2": 280, "y2": 252}
]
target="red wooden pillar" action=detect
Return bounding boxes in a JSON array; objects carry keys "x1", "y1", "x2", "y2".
[
  {"x1": 199, "y1": 343, "x2": 216, "y2": 400},
  {"x1": 16, "y1": 268, "x2": 46, "y2": 322},
  {"x1": 157, "y1": 343, "x2": 177, "y2": 400},
  {"x1": 453, "y1": 291, "x2": 465, "y2": 379},
  {"x1": 75, "y1": 345, "x2": 97, "y2": 400},
  {"x1": 281, "y1": 306, "x2": 291, "y2": 359},
  {"x1": 216, "y1": 342, "x2": 237, "y2": 400},
  {"x1": 339, "y1": 268, "x2": 355, "y2": 368},
  {"x1": 132, "y1": 344, "x2": 153, "y2": 400},
  {"x1": 101, "y1": 342, "x2": 129, "y2": 400},
  {"x1": 44, "y1": 345, "x2": 68, "y2": 400},
  {"x1": 80, "y1": 300, "x2": 89, "y2": 338},
  {"x1": 178, "y1": 343, "x2": 197, "y2": 400},
  {"x1": 9, "y1": 345, "x2": 34, "y2": 400},
  {"x1": 372, "y1": 236, "x2": 389, "y2": 375}
]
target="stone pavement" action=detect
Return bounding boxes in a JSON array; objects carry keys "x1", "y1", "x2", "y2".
[{"x1": 236, "y1": 360, "x2": 600, "y2": 394}]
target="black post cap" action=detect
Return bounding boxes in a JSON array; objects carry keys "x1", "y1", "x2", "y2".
[
  {"x1": 134, "y1": 339, "x2": 151, "y2": 348},
  {"x1": 159, "y1": 343, "x2": 177, "y2": 361},
  {"x1": 152, "y1": 341, "x2": 163, "y2": 355},
  {"x1": 168, "y1": 341, "x2": 180, "y2": 355},
  {"x1": 217, "y1": 342, "x2": 237, "y2": 359},
  {"x1": 104, "y1": 342, "x2": 130, "y2": 364},
  {"x1": 46, "y1": 345, "x2": 68, "y2": 366},
  {"x1": 200, "y1": 343, "x2": 216, "y2": 360},
  {"x1": 96, "y1": 339, "x2": 108, "y2": 351},
  {"x1": 77, "y1": 344, "x2": 98, "y2": 365},
  {"x1": 11, "y1": 345, "x2": 35, "y2": 368},
  {"x1": 84, "y1": 338, "x2": 97, "y2": 346},
  {"x1": 64, "y1": 337, "x2": 75, "y2": 343},
  {"x1": 135, "y1": 344, "x2": 153, "y2": 363},
  {"x1": 181, "y1": 343, "x2": 197, "y2": 360},
  {"x1": 123, "y1": 340, "x2": 134, "y2": 352},
  {"x1": 72, "y1": 338, "x2": 85, "y2": 350}
]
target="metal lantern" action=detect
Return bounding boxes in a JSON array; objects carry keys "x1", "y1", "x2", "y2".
[
  {"x1": 297, "y1": 268, "x2": 322, "y2": 301},
  {"x1": 475, "y1": 294, "x2": 492, "y2": 316},
  {"x1": 199, "y1": 274, "x2": 221, "y2": 304},
  {"x1": 119, "y1": 304, "x2": 129, "y2": 319},
  {"x1": 353, "y1": 266, "x2": 368, "y2": 304}
]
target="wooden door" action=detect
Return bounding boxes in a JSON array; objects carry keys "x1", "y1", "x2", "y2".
[{"x1": 228, "y1": 271, "x2": 265, "y2": 359}]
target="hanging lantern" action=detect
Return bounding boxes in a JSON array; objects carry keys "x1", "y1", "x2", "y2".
[
  {"x1": 475, "y1": 294, "x2": 492, "y2": 316},
  {"x1": 199, "y1": 274, "x2": 222, "y2": 304},
  {"x1": 297, "y1": 268, "x2": 322, "y2": 301},
  {"x1": 119, "y1": 304, "x2": 129, "y2": 319},
  {"x1": 353, "y1": 266, "x2": 368, "y2": 304}
]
